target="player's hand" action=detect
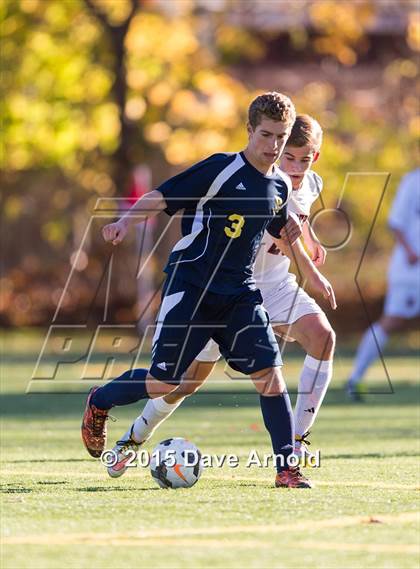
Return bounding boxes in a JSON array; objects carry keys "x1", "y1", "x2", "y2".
[
  {"x1": 280, "y1": 215, "x2": 302, "y2": 245},
  {"x1": 102, "y1": 218, "x2": 129, "y2": 245},
  {"x1": 309, "y1": 241, "x2": 327, "y2": 267},
  {"x1": 307, "y1": 270, "x2": 337, "y2": 310}
]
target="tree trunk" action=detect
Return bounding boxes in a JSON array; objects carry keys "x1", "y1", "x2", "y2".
[{"x1": 83, "y1": 0, "x2": 139, "y2": 195}]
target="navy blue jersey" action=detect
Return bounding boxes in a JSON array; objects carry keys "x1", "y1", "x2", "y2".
[{"x1": 157, "y1": 152, "x2": 291, "y2": 294}]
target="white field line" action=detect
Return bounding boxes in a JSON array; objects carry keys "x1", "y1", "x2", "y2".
[
  {"x1": 298, "y1": 541, "x2": 419, "y2": 555},
  {"x1": 4, "y1": 538, "x2": 418, "y2": 554},
  {"x1": 3, "y1": 512, "x2": 419, "y2": 546}
]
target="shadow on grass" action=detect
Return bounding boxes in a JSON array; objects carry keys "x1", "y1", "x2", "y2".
[
  {"x1": 325, "y1": 451, "x2": 420, "y2": 460},
  {"x1": 37, "y1": 481, "x2": 69, "y2": 485},
  {"x1": 1, "y1": 484, "x2": 156, "y2": 494},
  {"x1": 0, "y1": 383, "x2": 418, "y2": 420},
  {"x1": 6, "y1": 458, "x2": 93, "y2": 464},
  {"x1": 76, "y1": 486, "x2": 159, "y2": 492},
  {"x1": 1, "y1": 486, "x2": 33, "y2": 494}
]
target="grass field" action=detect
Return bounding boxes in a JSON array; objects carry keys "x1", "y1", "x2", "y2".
[{"x1": 1, "y1": 331, "x2": 419, "y2": 569}]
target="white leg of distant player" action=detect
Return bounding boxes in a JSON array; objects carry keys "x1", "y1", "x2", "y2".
[
  {"x1": 348, "y1": 322, "x2": 389, "y2": 388},
  {"x1": 294, "y1": 355, "x2": 333, "y2": 438},
  {"x1": 130, "y1": 397, "x2": 185, "y2": 444}
]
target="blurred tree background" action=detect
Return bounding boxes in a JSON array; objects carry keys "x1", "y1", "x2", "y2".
[{"x1": 1, "y1": 0, "x2": 419, "y2": 334}]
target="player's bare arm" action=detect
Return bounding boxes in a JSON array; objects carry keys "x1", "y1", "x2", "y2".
[
  {"x1": 302, "y1": 221, "x2": 327, "y2": 266},
  {"x1": 276, "y1": 237, "x2": 337, "y2": 310},
  {"x1": 102, "y1": 189, "x2": 166, "y2": 245},
  {"x1": 277, "y1": 214, "x2": 302, "y2": 246}
]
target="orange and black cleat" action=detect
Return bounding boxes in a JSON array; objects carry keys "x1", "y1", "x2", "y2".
[
  {"x1": 81, "y1": 387, "x2": 112, "y2": 458},
  {"x1": 275, "y1": 467, "x2": 312, "y2": 488}
]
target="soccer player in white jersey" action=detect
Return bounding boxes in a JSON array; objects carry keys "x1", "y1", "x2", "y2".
[
  {"x1": 346, "y1": 168, "x2": 420, "y2": 401},
  {"x1": 124, "y1": 115, "x2": 337, "y2": 462}
]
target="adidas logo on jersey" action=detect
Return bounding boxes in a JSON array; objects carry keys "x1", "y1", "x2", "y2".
[
  {"x1": 157, "y1": 362, "x2": 167, "y2": 371},
  {"x1": 304, "y1": 407, "x2": 315, "y2": 413},
  {"x1": 235, "y1": 182, "x2": 246, "y2": 190}
]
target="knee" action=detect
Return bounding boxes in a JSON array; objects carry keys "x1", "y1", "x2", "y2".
[
  {"x1": 379, "y1": 316, "x2": 404, "y2": 334},
  {"x1": 324, "y1": 325, "x2": 336, "y2": 354},
  {"x1": 180, "y1": 380, "x2": 203, "y2": 396},
  {"x1": 169, "y1": 379, "x2": 204, "y2": 401},
  {"x1": 164, "y1": 389, "x2": 191, "y2": 404},
  {"x1": 146, "y1": 375, "x2": 178, "y2": 399},
  {"x1": 253, "y1": 369, "x2": 286, "y2": 396},
  {"x1": 312, "y1": 322, "x2": 335, "y2": 358},
  {"x1": 161, "y1": 382, "x2": 198, "y2": 404}
]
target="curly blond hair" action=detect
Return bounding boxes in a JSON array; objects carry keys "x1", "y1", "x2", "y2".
[{"x1": 248, "y1": 92, "x2": 296, "y2": 130}]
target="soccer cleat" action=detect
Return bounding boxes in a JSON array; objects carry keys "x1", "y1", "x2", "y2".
[
  {"x1": 346, "y1": 380, "x2": 366, "y2": 402},
  {"x1": 81, "y1": 386, "x2": 113, "y2": 458},
  {"x1": 106, "y1": 426, "x2": 140, "y2": 479},
  {"x1": 275, "y1": 467, "x2": 312, "y2": 488}
]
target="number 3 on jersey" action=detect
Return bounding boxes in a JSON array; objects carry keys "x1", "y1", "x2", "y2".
[{"x1": 224, "y1": 213, "x2": 245, "y2": 239}]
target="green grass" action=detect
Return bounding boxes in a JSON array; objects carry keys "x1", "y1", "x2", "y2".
[{"x1": 1, "y1": 331, "x2": 419, "y2": 569}]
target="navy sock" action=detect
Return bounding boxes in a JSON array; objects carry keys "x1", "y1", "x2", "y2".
[
  {"x1": 91, "y1": 368, "x2": 149, "y2": 410},
  {"x1": 259, "y1": 393, "x2": 294, "y2": 473}
]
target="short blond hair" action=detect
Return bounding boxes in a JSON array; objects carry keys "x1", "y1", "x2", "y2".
[
  {"x1": 248, "y1": 92, "x2": 296, "y2": 130},
  {"x1": 287, "y1": 114, "x2": 323, "y2": 151}
]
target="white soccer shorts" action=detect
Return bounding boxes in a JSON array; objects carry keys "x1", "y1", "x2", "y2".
[
  {"x1": 384, "y1": 282, "x2": 420, "y2": 318},
  {"x1": 196, "y1": 275, "x2": 323, "y2": 362}
]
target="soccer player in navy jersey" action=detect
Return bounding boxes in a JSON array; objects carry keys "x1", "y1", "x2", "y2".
[
  {"x1": 130, "y1": 116, "x2": 336, "y2": 465},
  {"x1": 82, "y1": 92, "x2": 312, "y2": 488}
]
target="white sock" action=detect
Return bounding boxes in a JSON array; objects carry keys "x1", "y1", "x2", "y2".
[
  {"x1": 294, "y1": 355, "x2": 333, "y2": 438},
  {"x1": 130, "y1": 397, "x2": 185, "y2": 444},
  {"x1": 348, "y1": 323, "x2": 389, "y2": 386}
]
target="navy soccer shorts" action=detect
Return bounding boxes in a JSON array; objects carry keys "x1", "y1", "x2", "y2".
[{"x1": 149, "y1": 275, "x2": 282, "y2": 384}]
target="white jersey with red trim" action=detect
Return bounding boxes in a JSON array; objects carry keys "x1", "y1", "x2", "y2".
[{"x1": 254, "y1": 170, "x2": 323, "y2": 289}]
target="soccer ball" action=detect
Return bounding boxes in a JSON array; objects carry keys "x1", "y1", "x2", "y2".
[{"x1": 150, "y1": 437, "x2": 203, "y2": 489}]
